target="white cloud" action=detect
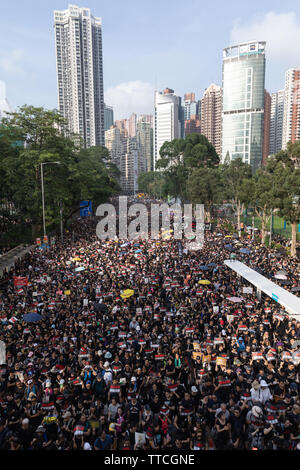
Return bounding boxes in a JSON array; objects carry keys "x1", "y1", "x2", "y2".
[
  {"x1": 231, "y1": 11, "x2": 300, "y2": 65},
  {"x1": 105, "y1": 80, "x2": 154, "y2": 120},
  {"x1": 0, "y1": 48, "x2": 25, "y2": 75}
]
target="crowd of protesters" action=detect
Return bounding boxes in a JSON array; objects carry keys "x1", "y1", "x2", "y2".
[{"x1": 0, "y1": 196, "x2": 299, "y2": 451}]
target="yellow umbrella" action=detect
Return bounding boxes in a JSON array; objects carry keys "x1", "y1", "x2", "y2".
[
  {"x1": 198, "y1": 280, "x2": 211, "y2": 285},
  {"x1": 162, "y1": 229, "x2": 173, "y2": 236},
  {"x1": 64, "y1": 290, "x2": 71, "y2": 295},
  {"x1": 121, "y1": 289, "x2": 134, "y2": 299},
  {"x1": 225, "y1": 235, "x2": 232, "y2": 238},
  {"x1": 72, "y1": 257, "x2": 81, "y2": 261}
]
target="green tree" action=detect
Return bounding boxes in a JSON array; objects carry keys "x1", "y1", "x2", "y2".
[
  {"x1": 266, "y1": 147, "x2": 300, "y2": 257},
  {"x1": 0, "y1": 105, "x2": 119, "y2": 241},
  {"x1": 186, "y1": 167, "x2": 223, "y2": 222},
  {"x1": 155, "y1": 133, "x2": 220, "y2": 202},
  {"x1": 220, "y1": 158, "x2": 252, "y2": 235}
]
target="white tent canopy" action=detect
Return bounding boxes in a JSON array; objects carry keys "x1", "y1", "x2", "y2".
[{"x1": 224, "y1": 260, "x2": 300, "y2": 319}]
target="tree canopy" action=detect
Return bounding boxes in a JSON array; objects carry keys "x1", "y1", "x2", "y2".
[{"x1": 0, "y1": 105, "x2": 119, "y2": 240}]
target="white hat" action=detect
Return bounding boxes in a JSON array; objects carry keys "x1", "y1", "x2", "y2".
[
  {"x1": 104, "y1": 362, "x2": 110, "y2": 368},
  {"x1": 131, "y1": 377, "x2": 137, "y2": 382},
  {"x1": 260, "y1": 380, "x2": 269, "y2": 387},
  {"x1": 191, "y1": 386, "x2": 198, "y2": 393},
  {"x1": 252, "y1": 405, "x2": 263, "y2": 418},
  {"x1": 84, "y1": 442, "x2": 92, "y2": 450},
  {"x1": 59, "y1": 379, "x2": 65, "y2": 385}
]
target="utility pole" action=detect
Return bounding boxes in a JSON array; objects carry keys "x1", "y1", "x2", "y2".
[
  {"x1": 41, "y1": 163, "x2": 46, "y2": 237},
  {"x1": 40, "y1": 161, "x2": 61, "y2": 238},
  {"x1": 269, "y1": 209, "x2": 273, "y2": 245},
  {"x1": 60, "y1": 201, "x2": 63, "y2": 244}
]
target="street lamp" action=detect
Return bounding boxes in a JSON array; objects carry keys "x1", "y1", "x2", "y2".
[{"x1": 40, "y1": 161, "x2": 61, "y2": 238}]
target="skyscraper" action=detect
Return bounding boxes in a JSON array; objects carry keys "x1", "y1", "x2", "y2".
[
  {"x1": 105, "y1": 125, "x2": 143, "y2": 195},
  {"x1": 182, "y1": 93, "x2": 198, "y2": 121},
  {"x1": 269, "y1": 90, "x2": 285, "y2": 156},
  {"x1": 282, "y1": 67, "x2": 300, "y2": 149},
  {"x1": 54, "y1": 5, "x2": 105, "y2": 148},
  {"x1": 136, "y1": 121, "x2": 153, "y2": 172},
  {"x1": 139, "y1": 114, "x2": 154, "y2": 128},
  {"x1": 262, "y1": 90, "x2": 271, "y2": 166},
  {"x1": 105, "y1": 125, "x2": 125, "y2": 171},
  {"x1": 154, "y1": 88, "x2": 183, "y2": 169},
  {"x1": 104, "y1": 104, "x2": 114, "y2": 131},
  {"x1": 128, "y1": 113, "x2": 137, "y2": 138},
  {"x1": 184, "y1": 115, "x2": 201, "y2": 136},
  {"x1": 201, "y1": 83, "x2": 222, "y2": 155},
  {"x1": 221, "y1": 41, "x2": 266, "y2": 172}
]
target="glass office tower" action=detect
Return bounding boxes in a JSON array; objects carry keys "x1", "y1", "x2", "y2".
[{"x1": 221, "y1": 41, "x2": 266, "y2": 172}]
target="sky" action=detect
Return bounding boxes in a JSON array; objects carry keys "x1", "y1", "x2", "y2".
[{"x1": 1, "y1": 0, "x2": 300, "y2": 119}]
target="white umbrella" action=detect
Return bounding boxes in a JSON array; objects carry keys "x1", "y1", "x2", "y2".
[
  {"x1": 274, "y1": 274, "x2": 287, "y2": 280},
  {"x1": 227, "y1": 296, "x2": 244, "y2": 303}
]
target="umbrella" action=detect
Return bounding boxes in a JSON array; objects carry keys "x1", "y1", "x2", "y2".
[
  {"x1": 121, "y1": 289, "x2": 135, "y2": 299},
  {"x1": 72, "y1": 257, "x2": 81, "y2": 261},
  {"x1": 240, "y1": 248, "x2": 250, "y2": 254},
  {"x1": 23, "y1": 313, "x2": 42, "y2": 323},
  {"x1": 291, "y1": 287, "x2": 300, "y2": 292},
  {"x1": 227, "y1": 296, "x2": 243, "y2": 303},
  {"x1": 198, "y1": 280, "x2": 211, "y2": 285},
  {"x1": 225, "y1": 235, "x2": 232, "y2": 238},
  {"x1": 199, "y1": 266, "x2": 209, "y2": 271},
  {"x1": 75, "y1": 267, "x2": 85, "y2": 272},
  {"x1": 274, "y1": 274, "x2": 287, "y2": 280},
  {"x1": 135, "y1": 249, "x2": 142, "y2": 253},
  {"x1": 225, "y1": 244, "x2": 235, "y2": 251},
  {"x1": 278, "y1": 279, "x2": 292, "y2": 285},
  {"x1": 277, "y1": 270, "x2": 288, "y2": 275},
  {"x1": 208, "y1": 263, "x2": 217, "y2": 267},
  {"x1": 94, "y1": 303, "x2": 108, "y2": 313}
]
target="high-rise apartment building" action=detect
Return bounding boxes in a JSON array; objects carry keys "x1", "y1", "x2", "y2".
[
  {"x1": 121, "y1": 137, "x2": 139, "y2": 195},
  {"x1": 184, "y1": 115, "x2": 201, "y2": 136},
  {"x1": 282, "y1": 67, "x2": 300, "y2": 149},
  {"x1": 139, "y1": 114, "x2": 154, "y2": 128},
  {"x1": 136, "y1": 121, "x2": 153, "y2": 172},
  {"x1": 201, "y1": 83, "x2": 222, "y2": 155},
  {"x1": 154, "y1": 88, "x2": 183, "y2": 168},
  {"x1": 105, "y1": 125, "x2": 143, "y2": 195},
  {"x1": 0, "y1": 81, "x2": 13, "y2": 122},
  {"x1": 128, "y1": 113, "x2": 137, "y2": 138},
  {"x1": 182, "y1": 93, "x2": 198, "y2": 121},
  {"x1": 262, "y1": 90, "x2": 271, "y2": 166},
  {"x1": 104, "y1": 104, "x2": 114, "y2": 131},
  {"x1": 54, "y1": 5, "x2": 105, "y2": 148},
  {"x1": 221, "y1": 41, "x2": 266, "y2": 172},
  {"x1": 105, "y1": 125, "x2": 125, "y2": 171},
  {"x1": 269, "y1": 90, "x2": 285, "y2": 156},
  {"x1": 184, "y1": 92, "x2": 195, "y2": 102}
]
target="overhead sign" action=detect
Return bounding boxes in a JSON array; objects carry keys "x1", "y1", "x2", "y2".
[{"x1": 80, "y1": 200, "x2": 92, "y2": 217}]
